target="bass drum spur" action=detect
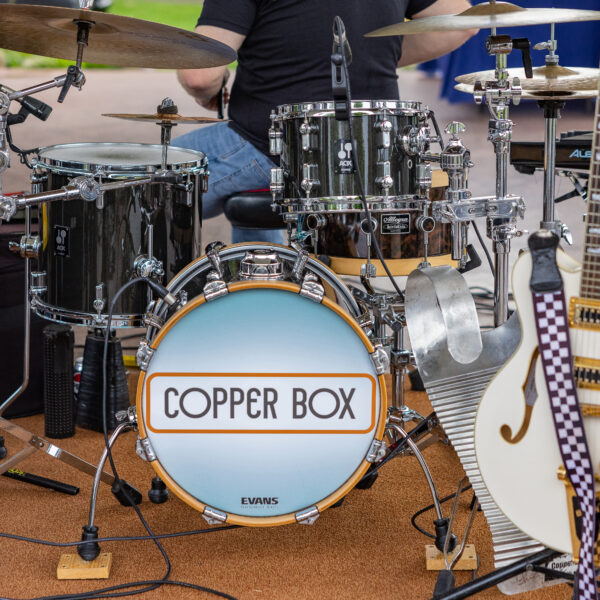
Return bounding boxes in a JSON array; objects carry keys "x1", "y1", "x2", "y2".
[
  {"x1": 31, "y1": 142, "x2": 207, "y2": 328},
  {"x1": 136, "y1": 243, "x2": 388, "y2": 526}
]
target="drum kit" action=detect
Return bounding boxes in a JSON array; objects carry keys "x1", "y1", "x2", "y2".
[{"x1": 0, "y1": 0, "x2": 598, "y2": 595}]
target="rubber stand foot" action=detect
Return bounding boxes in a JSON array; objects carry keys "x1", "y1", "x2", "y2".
[
  {"x1": 57, "y1": 551, "x2": 112, "y2": 580},
  {"x1": 331, "y1": 497, "x2": 345, "y2": 509},
  {"x1": 77, "y1": 525, "x2": 101, "y2": 562},
  {"x1": 355, "y1": 463, "x2": 379, "y2": 490},
  {"x1": 148, "y1": 477, "x2": 169, "y2": 504}
]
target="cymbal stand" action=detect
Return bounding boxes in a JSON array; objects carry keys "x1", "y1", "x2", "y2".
[
  {"x1": 156, "y1": 97, "x2": 179, "y2": 171},
  {"x1": 533, "y1": 29, "x2": 571, "y2": 242},
  {"x1": 472, "y1": 33, "x2": 524, "y2": 326}
]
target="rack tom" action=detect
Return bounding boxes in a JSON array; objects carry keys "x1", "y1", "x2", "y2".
[
  {"x1": 31, "y1": 143, "x2": 207, "y2": 328},
  {"x1": 270, "y1": 100, "x2": 436, "y2": 211}
]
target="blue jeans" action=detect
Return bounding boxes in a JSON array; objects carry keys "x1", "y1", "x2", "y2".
[{"x1": 173, "y1": 123, "x2": 285, "y2": 244}]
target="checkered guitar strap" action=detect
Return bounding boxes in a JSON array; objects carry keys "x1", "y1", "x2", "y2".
[{"x1": 529, "y1": 231, "x2": 599, "y2": 600}]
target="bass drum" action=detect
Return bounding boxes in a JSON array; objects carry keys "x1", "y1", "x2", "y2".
[{"x1": 136, "y1": 243, "x2": 387, "y2": 526}]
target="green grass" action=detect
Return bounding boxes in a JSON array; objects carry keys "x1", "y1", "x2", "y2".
[{"x1": 1, "y1": 1, "x2": 202, "y2": 68}]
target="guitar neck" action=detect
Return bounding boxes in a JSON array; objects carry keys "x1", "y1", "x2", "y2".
[{"x1": 581, "y1": 80, "x2": 600, "y2": 300}]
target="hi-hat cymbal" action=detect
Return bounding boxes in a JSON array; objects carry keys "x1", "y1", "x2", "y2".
[
  {"x1": 103, "y1": 113, "x2": 227, "y2": 124},
  {"x1": 366, "y1": 2, "x2": 600, "y2": 36},
  {"x1": 0, "y1": 4, "x2": 237, "y2": 68},
  {"x1": 456, "y1": 65, "x2": 599, "y2": 92},
  {"x1": 454, "y1": 82, "x2": 598, "y2": 101}
]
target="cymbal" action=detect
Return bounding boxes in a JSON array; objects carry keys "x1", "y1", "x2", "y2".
[
  {"x1": 454, "y1": 82, "x2": 598, "y2": 101},
  {"x1": 103, "y1": 113, "x2": 227, "y2": 124},
  {"x1": 456, "y1": 65, "x2": 599, "y2": 92},
  {"x1": 366, "y1": 2, "x2": 600, "y2": 36},
  {"x1": 0, "y1": 4, "x2": 237, "y2": 69}
]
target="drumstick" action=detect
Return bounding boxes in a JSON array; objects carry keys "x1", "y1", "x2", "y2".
[{"x1": 2, "y1": 467, "x2": 80, "y2": 495}]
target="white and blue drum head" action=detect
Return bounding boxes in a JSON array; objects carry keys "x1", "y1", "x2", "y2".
[{"x1": 137, "y1": 280, "x2": 386, "y2": 526}]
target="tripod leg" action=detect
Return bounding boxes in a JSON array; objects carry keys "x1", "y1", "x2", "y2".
[
  {"x1": 0, "y1": 417, "x2": 116, "y2": 485},
  {"x1": 387, "y1": 421, "x2": 443, "y2": 519},
  {"x1": 0, "y1": 445, "x2": 37, "y2": 474}
]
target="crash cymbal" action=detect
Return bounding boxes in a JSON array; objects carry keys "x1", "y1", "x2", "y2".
[
  {"x1": 103, "y1": 113, "x2": 227, "y2": 124},
  {"x1": 454, "y1": 82, "x2": 598, "y2": 101},
  {"x1": 0, "y1": 4, "x2": 236, "y2": 68},
  {"x1": 456, "y1": 65, "x2": 599, "y2": 92},
  {"x1": 366, "y1": 2, "x2": 600, "y2": 36}
]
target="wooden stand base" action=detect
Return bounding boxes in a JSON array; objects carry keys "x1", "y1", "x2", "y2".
[
  {"x1": 425, "y1": 544, "x2": 478, "y2": 571},
  {"x1": 57, "y1": 552, "x2": 112, "y2": 580}
]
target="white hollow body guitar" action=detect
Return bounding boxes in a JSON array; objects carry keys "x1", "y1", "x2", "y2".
[{"x1": 475, "y1": 107, "x2": 600, "y2": 555}]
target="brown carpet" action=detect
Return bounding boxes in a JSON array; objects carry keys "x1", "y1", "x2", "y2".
[{"x1": 0, "y1": 384, "x2": 571, "y2": 600}]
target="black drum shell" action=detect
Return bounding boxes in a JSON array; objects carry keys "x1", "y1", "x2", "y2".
[
  {"x1": 276, "y1": 100, "x2": 428, "y2": 200},
  {"x1": 34, "y1": 143, "x2": 205, "y2": 326},
  {"x1": 314, "y1": 185, "x2": 451, "y2": 262}
]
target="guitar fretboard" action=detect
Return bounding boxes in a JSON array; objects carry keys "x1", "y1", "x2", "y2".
[{"x1": 581, "y1": 83, "x2": 600, "y2": 300}]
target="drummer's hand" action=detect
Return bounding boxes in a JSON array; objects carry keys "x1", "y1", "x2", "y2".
[{"x1": 202, "y1": 87, "x2": 230, "y2": 112}]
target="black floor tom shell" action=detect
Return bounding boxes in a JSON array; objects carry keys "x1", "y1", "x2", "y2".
[{"x1": 31, "y1": 143, "x2": 207, "y2": 328}]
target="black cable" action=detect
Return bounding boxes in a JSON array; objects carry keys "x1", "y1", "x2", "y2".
[
  {"x1": 0, "y1": 279, "x2": 239, "y2": 600},
  {"x1": 96, "y1": 278, "x2": 238, "y2": 600},
  {"x1": 0, "y1": 525, "x2": 239, "y2": 548},
  {"x1": 428, "y1": 109, "x2": 445, "y2": 151},
  {"x1": 5, "y1": 125, "x2": 37, "y2": 169},
  {"x1": 337, "y1": 31, "x2": 405, "y2": 302},
  {"x1": 472, "y1": 221, "x2": 494, "y2": 275},
  {"x1": 0, "y1": 579, "x2": 239, "y2": 600},
  {"x1": 410, "y1": 484, "x2": 473, "y2": 539}
]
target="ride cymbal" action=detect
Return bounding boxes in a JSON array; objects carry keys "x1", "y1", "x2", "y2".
[
  {"x1": 102, "y1": 113, "x2": 227, "y2": 124},
  {"x1": 366, "y1": 2, "x2": 600, "y2": 36},
  {"x1": 0, "y1": 4, "x2": 237, "y2": 68},
  {"x1": 456, "y1": 65, "x2": 599, "y2": 92}
]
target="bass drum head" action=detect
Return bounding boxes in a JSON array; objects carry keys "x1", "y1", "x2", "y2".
[{"x1": 138, "y1": 281, "x2": 386, "y2": 526}]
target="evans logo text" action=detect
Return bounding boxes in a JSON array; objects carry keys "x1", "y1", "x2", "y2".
[{"x1": 241, "y1": 497, "x2": 279, "y2": 505}]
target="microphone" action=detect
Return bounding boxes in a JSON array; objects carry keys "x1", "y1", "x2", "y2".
[
  {"x1": 332, "y1": 16, "x2": 352, "y2": 66},
  {"x1": 331, "y1": 16, "x2": 352, "y2": 121},
  {"x1": 0, "y1": 85, "x2": 52, "y2": 122}
]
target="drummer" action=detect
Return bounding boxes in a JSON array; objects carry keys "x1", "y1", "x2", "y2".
[{"x1": 175, "y1": 0, "x2": 477, "y2": 244}]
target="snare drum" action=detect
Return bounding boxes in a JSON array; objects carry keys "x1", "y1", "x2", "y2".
[
  {"x1": 136, "y1": 243, "x2": 387, "y2": 526},
  {"x1": 31, "y1": 143, "x2": 207, "y2": 328}
]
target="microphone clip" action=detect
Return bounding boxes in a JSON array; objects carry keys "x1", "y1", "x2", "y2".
[{"x1": 331, "y1": 17, "x2": 351, "y2": 122}]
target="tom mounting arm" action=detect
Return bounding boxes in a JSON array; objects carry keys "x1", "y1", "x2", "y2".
[{"x1": 0, "y1": 176, "x2": 156, "y2": 222}]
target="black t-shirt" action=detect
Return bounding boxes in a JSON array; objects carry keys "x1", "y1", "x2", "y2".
[{"x1": 198, "y1": 0, "x2": 437, "y2": 154}]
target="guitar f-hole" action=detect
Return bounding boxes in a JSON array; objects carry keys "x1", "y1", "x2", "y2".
[{"x1": 501, "y1": 347, "x2": 540, "y2": 444}]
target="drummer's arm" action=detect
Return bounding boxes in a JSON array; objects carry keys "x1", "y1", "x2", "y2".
[
  {"x1": 178, "y1": 26, "x2": 245, "y2": 111},
  {"x1": 398, "y1": 0, "x2": 478, "y2": 67}
]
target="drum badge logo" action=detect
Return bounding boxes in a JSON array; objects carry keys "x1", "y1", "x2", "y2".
[
  {"x1": 54, "y1": 225, "x2": 70, "y2": 257},
  {"x1": 335, "y1": 139, "x2": 355, "y2": 174}
]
